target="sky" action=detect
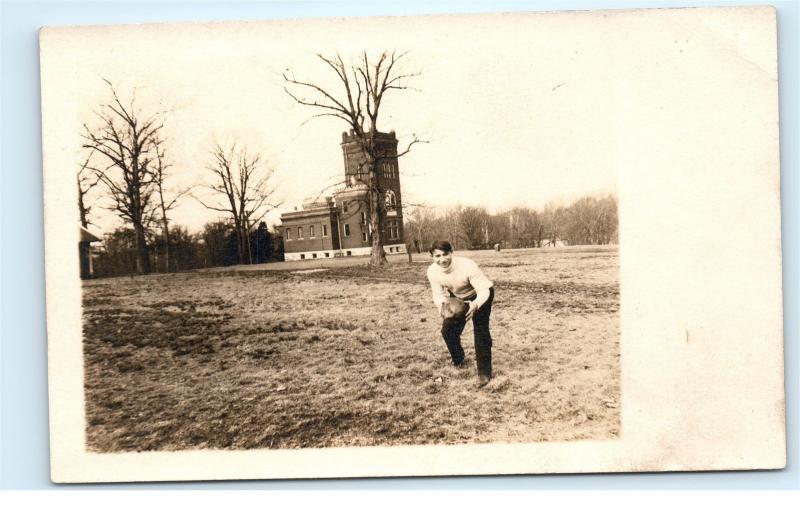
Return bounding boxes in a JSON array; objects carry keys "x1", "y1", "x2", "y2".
[{"x1": 41, "y1": 11, "x2": 619, "y2": 235}]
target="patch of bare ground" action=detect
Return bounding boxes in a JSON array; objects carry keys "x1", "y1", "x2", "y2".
[{"x1": 82, "y1": 245, "x2": 620, "y2": 451}]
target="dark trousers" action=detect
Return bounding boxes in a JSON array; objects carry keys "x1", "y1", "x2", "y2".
[{"x1": 441, "y1": 287, "x2": 494, "y2": 377}]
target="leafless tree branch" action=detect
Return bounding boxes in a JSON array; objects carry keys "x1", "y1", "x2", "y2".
[
  {"x1": 283, "y1": 50, "x2": 422, "y2": 266},
  {"x1": 81, "y1": 79, "x2": 169, "y2": 274},
  {"x1": 199, "y1": 141, "x2": 281, "y2": 264}
]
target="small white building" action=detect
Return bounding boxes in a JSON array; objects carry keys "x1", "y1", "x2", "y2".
[{"x1": 79, "y1": 225, "x2": 102, "y2": 279}]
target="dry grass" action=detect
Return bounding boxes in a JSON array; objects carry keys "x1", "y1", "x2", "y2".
[{"x1": 82, "y1": 246, "x2": 620, "y2": 452}]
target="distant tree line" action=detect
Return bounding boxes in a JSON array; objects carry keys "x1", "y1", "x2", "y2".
[
  {"x1": 91, "y1": 220, "x2": 284, "y2": 278},
  {"x1": 403, "y1": 194, "x2": 618, "y2": 252}
]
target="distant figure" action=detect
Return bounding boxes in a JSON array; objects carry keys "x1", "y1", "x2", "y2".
[
  {"x1": 426, "y1": 240, "x2": 495, "y2": 387},
  {"x1": 414, "y1": 239, "x2": 420, "y2": 254},
  {"x1": 493, "y1": 242, "x2": 500, "y2": 252}
]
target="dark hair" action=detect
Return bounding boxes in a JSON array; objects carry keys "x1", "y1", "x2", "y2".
[{"x1": 429, "y1": 240, "x2": 453, "y2": 255}]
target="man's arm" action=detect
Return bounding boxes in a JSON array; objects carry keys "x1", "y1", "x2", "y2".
[
  {"x1": 467, "y1": 260, "x2": 493, "y2": 310},
  {"x1": 426, "y1": 267, "x2": 448, "y2": 310}
]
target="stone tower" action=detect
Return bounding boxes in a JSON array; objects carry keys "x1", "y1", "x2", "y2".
[{"x1": 340, "y1": 130, "x2": 404, "y2": 245}]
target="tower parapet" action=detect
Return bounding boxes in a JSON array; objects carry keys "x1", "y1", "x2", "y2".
[
  {"x1": 339, "y1": 129, "x2": 404, "y2": 243},
  {"x1": 340, "y1": 129, "x2": 399, "y2": 182},
  {"x1": 340, "y1": 129, "x2": 397, "y2": 144}
]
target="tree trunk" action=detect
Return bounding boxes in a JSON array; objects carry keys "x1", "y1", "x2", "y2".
[
  {"x1": 78, "y1": 184, "x2": 89, "y2": 229},
  {"x1": 237, "y1": 228, "x2": 244, "y2": 264},
  {"x1": 231, "y1": 217, "x2": 247, "y2": 265},
  {"x1": 244, "y1": 220, "x2": 253, "y2": 264},
  {"x1": 367, "y1": 157, "x2": 388, "y2": 267},
  {"x1": 238, "y1": 226, "x2": 248, "y2": 265},
  {"x1": 159, "y1": 192, "x2": 171, "y2": 273},
  {"x1": 163, "y1": 229, "x2": 170, "y2": 272},
  {"x1": 369, "y1": 196, "x2": 387, "y2": 266},
  {"x1": 134, "y1": 222, "x2": 150, "y2": 274}
]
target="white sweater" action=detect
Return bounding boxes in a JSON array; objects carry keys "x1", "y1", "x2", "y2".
[{"x1": 426, "y1": 256, "x2": 494, "y2": 310}]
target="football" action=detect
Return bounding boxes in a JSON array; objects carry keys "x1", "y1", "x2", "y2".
[{"x1": 441, "y1": 296, "x2": 469, "y2": 319}]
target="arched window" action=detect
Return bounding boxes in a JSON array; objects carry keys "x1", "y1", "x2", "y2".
[
  {"x1": 381, "y1": 162, "x2": 395, "y2": 178},
  {"x1": 385, "y1": 190, "x2": 397, "y2": 210}
]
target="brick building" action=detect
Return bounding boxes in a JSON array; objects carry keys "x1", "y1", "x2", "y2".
[{"x1": 280, "y1": 130, "x2": 406, "y2": 261}]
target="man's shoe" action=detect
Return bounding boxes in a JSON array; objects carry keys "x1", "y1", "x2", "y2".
[{"x1": 477, "y1": 375, "x2": 491, "y2": 387}]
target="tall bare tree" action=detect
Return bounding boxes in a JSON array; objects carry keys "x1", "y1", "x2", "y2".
[
  {"x1": 560, "y1": 195, "x2": 618, "y2": 245},
  {"x1": 284, "y1": 51, "x2": 423, "y2": 266},
  {"x1": 151, "y1": 136, "x2": 190, "y2": 272},
  {"x1": 404, "y1": 205, "x2": 438, "y2": 253},
  {"x1": 197, "y1": 142, "x2": 280, "y2": 265},
  {"x1": 459, "y1": 206, "x2": 491, "y2": 249},
  {"x1": 77, "y1": 150, "x2": 101, "y2": 229},
  {"x1": 82, "y1": 80, "x2": 164, "y2": 274},
  {"x1": 506, "y1": 207, "x2": 545, "y2": 248},
  {"x1": 542, "y1": 202, "x2": 565, "y2": 247},
  {"x1": 77, "y1": 150, "x2": 102, "y2": 279}
]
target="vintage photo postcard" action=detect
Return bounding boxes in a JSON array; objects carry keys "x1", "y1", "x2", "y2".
[{"x1": 40, "y1": 5, "x2": 785, "y2": 482}]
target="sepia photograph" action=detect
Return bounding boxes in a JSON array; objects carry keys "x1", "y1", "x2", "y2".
[{"x1": 41, "y1": 5, "x2": 784, "y2": 482}]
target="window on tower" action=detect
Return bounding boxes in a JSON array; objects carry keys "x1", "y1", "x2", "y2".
[
  {"x1": 385, "y1": 190, "x2": 397, "y2": 210},
  {"x1": 322, "y1": 225, "x2": 328, "y2": 237},
  {"x1": 344, "y1": 224, "x2": 351, "y2": 237},
  {"x1": 386, "y1": 220, "x2": 400, "y2": 240},
  {"x1": 309, "y1": 225, "x2": 315, "y2": 238},
  {"x1": 286, "y1": 229, "x2": 292, "y2": 240},
  {"x1": 298, "y1": 227, "x2": 303, "y2": 239}
]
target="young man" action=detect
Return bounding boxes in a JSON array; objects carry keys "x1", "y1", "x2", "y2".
[{"x1": 426, "y1": 240, "x2": 495, "y2": 386}]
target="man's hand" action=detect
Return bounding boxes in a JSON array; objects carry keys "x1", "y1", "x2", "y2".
[{"x1": 465, "y1": 301, "x2": 479, "y2": 321}]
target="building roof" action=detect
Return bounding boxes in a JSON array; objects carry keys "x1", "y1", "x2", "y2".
[
  {"x1": 280, "y1": 193, "x2": 333, "y2": 221},
  {"x1": 80, "y1": 225, "x2": 102, "y2": 242},
  {"x1": 302, "y1": 195, "x2": 334, "y2": 209},
  {"x1": 280, "y1": 180, "x2": 372, "y2": 223},
  {"x1": 335, "y1": 181, "x2": 368, "y2": 198},
  {"x1": 281, "y1": 206, "x2": 334, "y2": 221}
]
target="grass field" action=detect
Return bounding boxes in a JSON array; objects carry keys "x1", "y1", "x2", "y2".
[{"x1": 82, "y1": 246, "x2": 620, "y2": 451}]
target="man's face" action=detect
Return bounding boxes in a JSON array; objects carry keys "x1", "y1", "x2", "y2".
[{"x1": 432, "y1": 249, "x2": 453, "y2": 269}]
